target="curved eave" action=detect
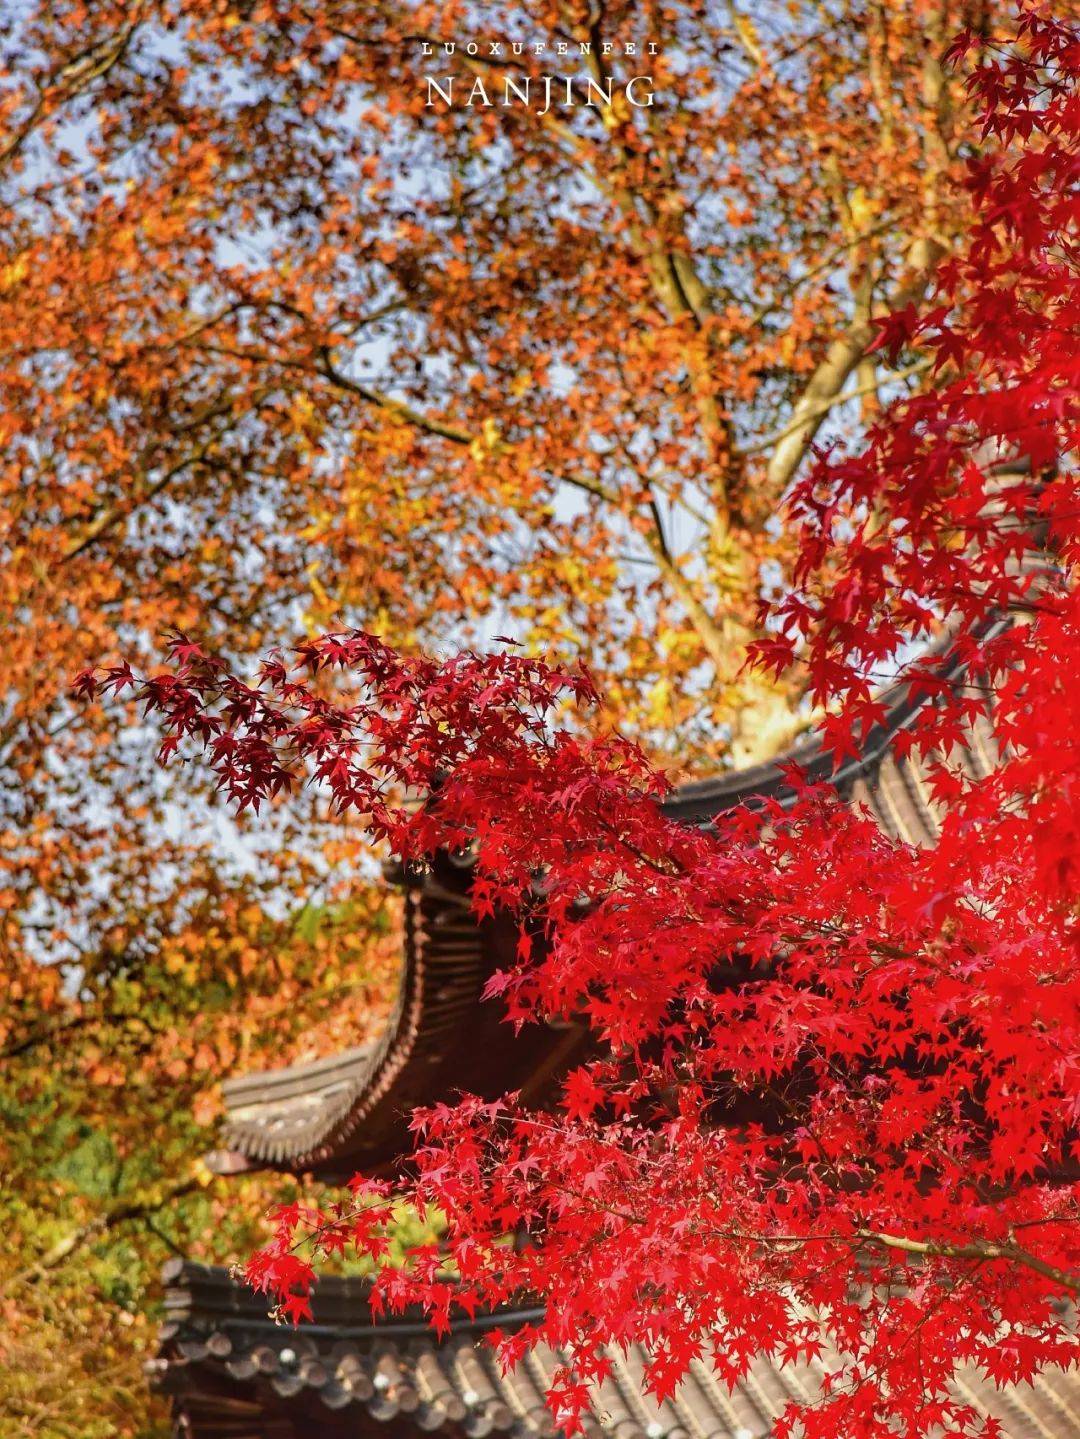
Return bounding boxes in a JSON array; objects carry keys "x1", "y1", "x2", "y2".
[{"x1": 215, "y1": 856, "x2": 588, "y2": 1178}]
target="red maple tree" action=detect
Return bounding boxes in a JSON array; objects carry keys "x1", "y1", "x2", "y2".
[{"x1": 78, "y1": 8, "x2": 1080, "y2": 1437}]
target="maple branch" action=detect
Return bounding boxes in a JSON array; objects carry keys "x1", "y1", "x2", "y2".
[
  {"x1": 764, "y1": 235, "x2": 946, "y2": 499},
  {"x1": 637, "y1": 528, "x2": 736, "y2": 676},
  {"x1": 738, "y1": 358, "x2": 932, "y2": 459},
  {"x1": 747, "y1": 209, "x2": 917, "y2": 331},
  {"x1": 0, "y1": 1009, "x2": 98, "y2": 1062},
  {"x1": 0, "y1": 14, "x2": 142, "y2": 176},
  {"x1": 856, "y1": 1230, "x2": 1080, "y2": 1295},
  {"x1": 326, "y1": 347, "x2": 634, "y2": 517},
  {"x1": 318, "y1": 353, "x2": 476, "y2": 445},
  {"x1": 61, "y1": 390, "x2": 268, "y2": 562},
  {"x1": 723, "y1": 2, "x2": 769, "y2": 70},
  {"x1": 64, "y1": 449, "x2": 208, "y2": 563}
]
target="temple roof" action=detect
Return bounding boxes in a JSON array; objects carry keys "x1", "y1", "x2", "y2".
[
  {"x1": 156, "y1": 1261, "x2": 1080, "y2": 1439},
  {"x1": 215, "y1": 855, "x2": 591, "y2": 1178},
  {"x1": 210, "y1": 627, "x2": 1003, "y2": 1179}
]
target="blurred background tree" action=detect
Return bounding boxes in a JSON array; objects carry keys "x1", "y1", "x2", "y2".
[{"x1": 0, "y1": 887, "x2": 399, "y2": 1435}]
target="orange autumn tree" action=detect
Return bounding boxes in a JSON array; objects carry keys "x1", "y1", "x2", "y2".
[
  {"x1": 1, "y1": 0, "x2": 1006, "y2": 1433},
  {"x1": 4, "y1": 0, "x2": 999, "y2": 768}
]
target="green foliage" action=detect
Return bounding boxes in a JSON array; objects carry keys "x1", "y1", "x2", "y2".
[{"x1": 0, "y1": 887, "x2": 400, "y2": 1437}]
